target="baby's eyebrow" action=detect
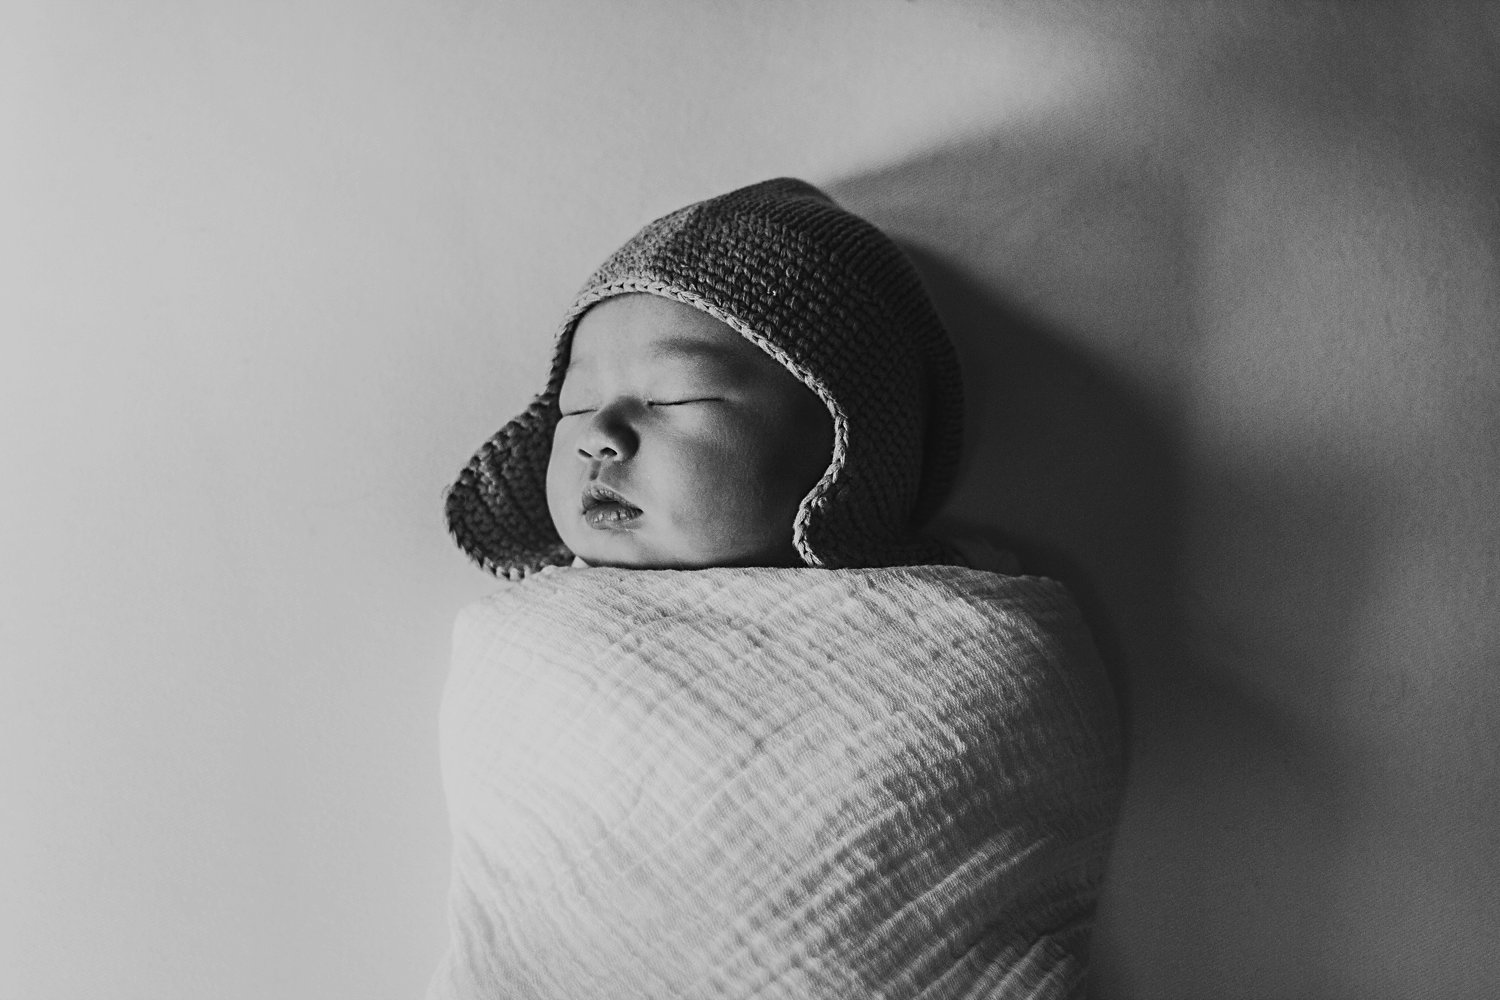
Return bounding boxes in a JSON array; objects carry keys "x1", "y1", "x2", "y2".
[
  {"x1": 646, "y1": 337, "x2": 762, "y2": 377},
  {"x1": 648, "y1": 337, "x2": 745, "y2": 364},
  {"x1": 562, "y1": 337, "x2": 760, "y2": 383}
]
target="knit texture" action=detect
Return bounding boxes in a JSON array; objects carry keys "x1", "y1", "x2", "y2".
[
  {"x1": 426, "y1": 566, "x2": 1125, "y2": 1000},
  {"x1": 446, "y1": 178, "x2": 965, "y2": 576}
]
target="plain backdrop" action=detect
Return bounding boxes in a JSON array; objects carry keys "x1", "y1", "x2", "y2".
[{"x1": 3, "y1": 2, "x2": 1496, "y2": 998}]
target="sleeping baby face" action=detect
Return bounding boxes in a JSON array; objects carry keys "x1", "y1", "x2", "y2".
[{"x1": 545, "y1": 294, "x2": 833, "y2": 569}]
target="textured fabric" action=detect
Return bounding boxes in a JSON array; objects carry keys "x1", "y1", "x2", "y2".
[
  {"x1": 426, "y1": 566, "x2": 1124, "y2": 1000},
  {"x1": 445, "y1": 178, "x2": 965, "y2": 578}
]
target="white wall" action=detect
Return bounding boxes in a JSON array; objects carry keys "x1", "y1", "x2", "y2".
[{"x1": 3, "y1": 2, "x2": 1496, "y2": 998}]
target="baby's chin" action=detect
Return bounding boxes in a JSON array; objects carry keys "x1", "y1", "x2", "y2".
[
  {"x1": 557, "y1": 527, "x2": 687, "y2": 570},
  {"x1": 564, "y1": 540, "x2": 715, "y2": 570},
  {"x1": 560, "y1": 525, "x2": 801, "y2": 570}
]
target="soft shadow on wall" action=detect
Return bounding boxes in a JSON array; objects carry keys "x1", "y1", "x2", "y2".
[{"x1": 832, "y1": 122, "x2": 1375, "y2": 998}]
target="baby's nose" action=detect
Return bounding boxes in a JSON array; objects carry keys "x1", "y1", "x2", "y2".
[{"x1": 575, "y1": 407, "x2": 638, "y2": 462}]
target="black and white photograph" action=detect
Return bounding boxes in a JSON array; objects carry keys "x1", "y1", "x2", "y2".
[{"x1": 4, "y1": 2, "x2": 1497, "y2": 998}]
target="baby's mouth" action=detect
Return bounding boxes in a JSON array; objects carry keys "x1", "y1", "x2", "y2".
[{"x1": 581, "y1": 483, "x2": 642, "y2": 529}]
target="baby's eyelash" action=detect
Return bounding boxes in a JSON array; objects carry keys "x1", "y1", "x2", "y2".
[{"x1": 558, "y1": 398, "x2": 720, "y2": 416}]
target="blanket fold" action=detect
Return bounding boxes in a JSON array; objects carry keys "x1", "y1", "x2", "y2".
[{"x1": 427, "y1": 566, "x2": 1123, "y2": 1000}]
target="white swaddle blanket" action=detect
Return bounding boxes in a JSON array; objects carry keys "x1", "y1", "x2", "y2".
[{"x1": 426, "y1": 565, "x2": 1123, "y2": 1000}]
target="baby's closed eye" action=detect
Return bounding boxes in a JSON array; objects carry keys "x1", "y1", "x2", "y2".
[
  {"x1": 649, "y1": 397, "x2": 721, "y2": 407},
  {"x1": 556, "y1": 396, "x2": 722, "y2": 417}
]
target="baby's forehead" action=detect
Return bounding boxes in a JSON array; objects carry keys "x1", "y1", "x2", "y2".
[
  {"x1": 562, "y1": 294, "x2": 787, "y2": 382},
  {"x1": 568, "y1": 328, "x2": 753, "y2": 374}
]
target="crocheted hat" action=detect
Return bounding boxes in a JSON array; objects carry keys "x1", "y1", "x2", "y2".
[{"x1": 446, "y1": 178, "x2": 964, "y2": 576}]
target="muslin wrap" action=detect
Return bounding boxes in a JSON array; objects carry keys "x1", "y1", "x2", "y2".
[{"x1": 426, "y1": 566, "x2": 1123, "y2": 1000}]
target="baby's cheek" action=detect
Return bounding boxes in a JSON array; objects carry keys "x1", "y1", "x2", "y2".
[
  {"x1": 681, "y1": 434, "x2": 802, "y2": 555},
  {"x1": 543, "y1": 431, "x2": 576, "y2": 530},
  {"x1": 684, "y1": 419, "x2": 776, "y2": 494}
]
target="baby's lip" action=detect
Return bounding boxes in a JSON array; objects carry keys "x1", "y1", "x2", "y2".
[
  {"x1": 580, "y1": 483, "x2": 642, "y2": 524},
  {"x1": 581, "y1": 482, "x2": 638, "y2": 512},
  {"x1": 581, "y1": 483, "x2": 642, "y2": 531}
]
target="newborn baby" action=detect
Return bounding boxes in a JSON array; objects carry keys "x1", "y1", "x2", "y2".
[
  {"x1": 446, "y1": 177, "x2": 967, "y2": 576},
  {"x1": 433, "y1": 179, "x2": 1120, "y2": 1000}
]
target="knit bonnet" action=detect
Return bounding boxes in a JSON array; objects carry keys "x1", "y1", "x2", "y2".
[{"x1": 446, "y1": 177, "x2": 964, "y2": 577}]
